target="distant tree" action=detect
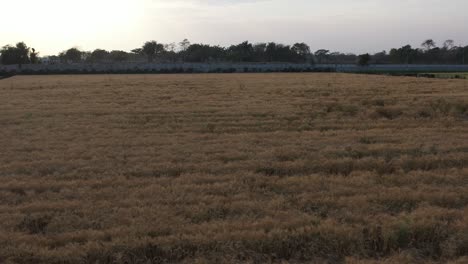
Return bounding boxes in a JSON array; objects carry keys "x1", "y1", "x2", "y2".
[
  {"x1": 262, "y1": 42, "x2": 300, "y2": 62},
  {"x1": 131, "y1": 48, "x2": 142, "y2": 54},
  {"x1": 389, "y1": 45, "x2": 417, "y2": 64},
  {"x1": 327, "y1": 52, "x2": 357, "y2": 64},
  {"x1": 292, "y1": 43, "x2": 310, "y2": 56},
  {"x1": 228, "y1": 41, "x2": 254, "y2": 62},
  {"x1": 464, "y1": 46, "x2": 468, "y2": 64},
  {"x1": 252, "y1": 43, "x2": 267, "y2": 61},
  {"x1": 30, "y1": 48, "x2": 39, "y2": 64},
  {"x1": 109, "y1": 50, "x2": 129, "y2": 62},
  {"x1": 372, "y1": 51, "x2": 388, "y2": 64},
  {"x1": 443, "y1": 39, "x2": 455, "y2": 50},
  {"x1": 142, "y1": 41, "x2": 165, "y2": 62},
  {"x1": 0, "y1": 42, "x2": 31, "y2": 66},
  {"x1": 265, "y1": 42, "x2": 278, "y2": 62},
  {"x1": 357, "y1": 53, "x2": 371, "y2": 66},
  {"x1": 82, "y1": 51, "x2": 92, "y2": 62},
  {"x1": 178, "y1": 39, "x2": 191, "y2": 61},
  {"x1": 185, "y1": 44, "x2": 225, "y2": 62},
  {"x1": 328, "y1": 52, "x2": 340, "y2": 65},
  {"x1": 291, "y1": 43, "x2": 311, "y2": 63},
  {"x1": 165, "y1": 43, "x2": 176, "y2": 52},
  {"x1": 276, "y1": 44, "x2": 294, "y2": 62},
  {"x1": 179, "y1": 39, "x2": 191, "y2": 52},
  {"x1": 46, "y1": 55, "x2": 60, "y2": 64},
  {"x1": 59, "y1": 48, "x2": 83, "y2": 63},
  {"x1": 421, "y1": 39, "x2": 436, "y2": 51},
  {"x1": 161, "y1": 43, "x2": 177, "y2": 62},
  {"x1": 0, "y1": 45, "x2": 14, "y2": 65},
  {"x1": 89, "y1": 49, "x2": 109, "y2": 63},
  {"x1": 458, "y1": 46, "x2": 468, "y2": 64},
  {"x1": 15, "y1": 42, "x2": 30, "y2": 66},
  {"x1": 314, "y1": 49, "x2": 330, "y2": 64}
]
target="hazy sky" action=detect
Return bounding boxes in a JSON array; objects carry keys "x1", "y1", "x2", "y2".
[{"x1": 2, "y1": 0, "x2": 468, "y2": 55}]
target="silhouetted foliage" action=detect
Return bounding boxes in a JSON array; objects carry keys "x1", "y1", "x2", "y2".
[
  {"x1": 2, "y1": 39, "x2": 468, "y2": 65},
  {"x1": 0, "y1": 42, "x2": 31, "y2": 65},
  {"x1": 131, "y1": 48, "x2": 142, "y2": 55},
  {"x1": 88, "y1": 49, "x2": 109, "y2": 63},
  {"x1": 358, "y1": 53, "x2": 371, "y2": 66},
  {"x1": 30, "y1": 48, "x2": 39, "y2": 64},
  {"x1": 228, "y1": 41, "x2": 255, "y2": 62},
  {"x1": 109, "y1": 50, "x2": 129, "y2": 62},
  {"x1": 179, "y1": 39, "x2": 191, "y2": 52},
  {"x1": 292, "y1": 42, "x2": 312, "y2": 63},
  {"x1": 314, "y1": 49, "x2": 330, "y2": 64},
  {"x1": 422, "y1": 39, "x2": 436, "y2": 51},
  {"x1": 59, "y1": 48, "x2": 84, "y2": 63},
  {"x1": 142, "y1": 41, "x2": 165, "y2": 62},
  {"x1": 184, "y1": 44, "x2": 225, "y2": 63}
]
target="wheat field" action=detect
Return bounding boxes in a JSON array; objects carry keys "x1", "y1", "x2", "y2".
[{"x1": 0, "y1": 73, "x2": 467, "y2": 263}]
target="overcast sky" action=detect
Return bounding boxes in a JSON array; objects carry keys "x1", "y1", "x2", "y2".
[{"x1": 2, "y1": 0, "x2": 468, "y2": 55}]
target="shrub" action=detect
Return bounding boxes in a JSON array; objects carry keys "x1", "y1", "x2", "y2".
[{"x1": 18, "y1": 214, "x2": 51, "y2": 234}]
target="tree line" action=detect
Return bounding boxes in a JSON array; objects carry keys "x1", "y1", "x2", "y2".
[{"x1": 1, "y1": 39, "x2": 468, "y2": 66}]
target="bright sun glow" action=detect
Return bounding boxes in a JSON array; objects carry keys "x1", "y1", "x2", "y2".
[{"x1": 1, "y1": 0, "x2": 140, "y2": 54}]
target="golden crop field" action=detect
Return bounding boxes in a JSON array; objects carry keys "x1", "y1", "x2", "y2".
[{"x1": 0, "y1": 73, "x2": 467, "y2": 264}]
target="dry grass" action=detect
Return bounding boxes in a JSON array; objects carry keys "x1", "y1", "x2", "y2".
[{"x1": 0, "y1": 73, "x2": 467, "y2": 263}]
